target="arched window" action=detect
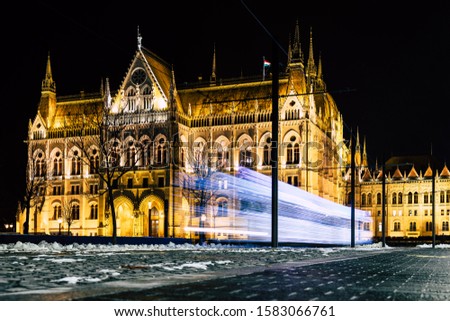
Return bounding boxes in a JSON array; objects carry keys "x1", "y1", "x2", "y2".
[
  {"x1": 127, "y1": 87, "x2": 136, "y2": 112},
  {"x1": 71, "y1": 204, "x2": 80, "y2": 220},
  {"x1": 126, "y1": 146, "x2": 136, "y2": 167},
  {"x1": 294, "y1": 143, "x2": 300, "y2": 164},
  {"x1": 71, "y1": 150, "x2": 81, "y2": 175},
  {"x1": 217, "y1": 200, "x2": 228, "y2": 217},
  {"x1": 414, "y1": 192, "x2": 419, "y2": 204},
  {"x1": 361, "y1": 194, "x2": 366, "y2": 206},
  {"x1": 53, "y1": 151, "x2": 62, "y2": 176},
  {"x1": 53, "y1": 205, "x2": 62, "y2": 220},
  {"x1": 35, "y1": 152, "x2": 46, "y2": 177},
  {"x1": 394, "y1": 221, "x2": 401, "y2": 231},
  {"x1": 286, "y1": 143, "x2": 293, "y2": 164},
  {"x1": 240, "y1": 143, "x2": 254, "y2": 168},
  {"x1": 408, "y1": 192, "x2": 413, "y2": 204},
  {"x1": 89, "y1": 148, "x2": 99, "y2": 174},
  {"x1": 398, "y1": 192, "x2": 403, "y2": 204},
  {"x1": 217, "y1": 143, "x2": 229, "y2": 168},
  {"x1": 441, "y1": 191, "x2": 445, "y2": 203},
  {"x1": 424, "y1": 192, "x2": 429, "y2": 204},
  {"x1": 392, "y1": 192, "x2": 397, "y2": 205},
  {"x1": 142, "y1": 86, "x2": 152, "y2": 110},
  {"x1": 376, "y1": 193, "x2": 382, "y2": 205},
  {"x1": 409, "y1": 221, "x2": 416, "y2": 231},
  {"x1": 90, "y1": 203, "x2": 98, "y2": 219},
  {"x1": 155, "y1": 137, "x2": 167, "y2": 165},
  {"x1": 367, "y1": 193, "x2": 372, "y2": 206}
]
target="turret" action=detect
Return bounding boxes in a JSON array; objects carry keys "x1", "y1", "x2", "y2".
[{"x1": 38, "y1": 53, "x2": 57, "y2": 128}]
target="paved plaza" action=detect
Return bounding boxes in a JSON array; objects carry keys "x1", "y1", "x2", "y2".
[{"x1": 1, "y1": 241, "x2": 450, "y2": 301}]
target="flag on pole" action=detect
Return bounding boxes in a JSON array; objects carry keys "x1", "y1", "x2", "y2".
[{"x1": 263, "y1": 56, "x2": 271, "y2": 80}]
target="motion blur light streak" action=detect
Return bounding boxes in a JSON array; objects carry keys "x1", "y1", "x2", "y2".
[{"x1": 183, "y1": 168, "x2": 373, "y2": 245}]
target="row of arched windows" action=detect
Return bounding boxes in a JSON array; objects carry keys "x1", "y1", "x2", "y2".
[
  {"x1": 391, "y1": 221, "x2": 449, "y2": 232},
  {"x1": 362, "y1": 191, "x2": 450, "y2": 206},
  {"x1": 52, "y1": 203, "x2": 98, "y2": 220}
]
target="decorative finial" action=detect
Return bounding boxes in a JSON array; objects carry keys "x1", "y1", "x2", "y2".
[{"x1": 137, "y1": 26, "x2": 142, "y2": 50}]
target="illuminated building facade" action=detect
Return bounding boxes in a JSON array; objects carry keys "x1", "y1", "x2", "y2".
[
  {"x1": 18, "y1": 23, "x2": 354, "y2": 240},
  {"x1": 352, "y1": 155, "x2": 450, "y2": 239}
]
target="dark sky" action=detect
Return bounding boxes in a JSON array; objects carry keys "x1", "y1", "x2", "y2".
[{"x1": 2, "y1": 1, "x2": 450, "y2": 224}]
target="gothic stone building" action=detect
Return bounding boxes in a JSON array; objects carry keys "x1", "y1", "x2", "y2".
[
  {"x1": 18, "y1": 23, "x2": 352, "y2": 241},
  {"x1": 355, "y1": 155, "x2": 450, "y2": 240}
]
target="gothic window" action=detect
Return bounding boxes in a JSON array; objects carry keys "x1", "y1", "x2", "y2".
[
  {"x1": 217, "y1": 200, "x2": 228, "y2": 217},
  {"x1": 90, "y1": 203, "x2": 98, "y2": 219},
  {"x1": 398, "y1": 192, "x2": 403, "y2": 204},
  {"x1": 35, "y1": 152, "x2": 46, "y2": 177},
  {"x1": 294, "y1": 143, "x2": 300, "y2": 164},
  {"x1": 153, "y1": 137, "x2": 168, "y2": 166},
  {"x1": 376, "y1": 193, "x2": 382, "y2": 205},
  {"x1": 53, "y1": 151, "x2": 62, "y2": 176},
  {"x1": 109, "y1": 142, "x2": 120, "y2": 167},
  {"x1": 361, "y1": 193, "x2": 366, "y2": 206},
  {"x1": 216, "y1": 145, "x2": 227, "y2": 168},
  {"x1": 426, "y1": 221, "x2": 433, "y2": 231},
  {"x1": 424, "y1": 192, "x2": 429, "y2": 204},
  {"x1": 441, "y1": 191, "x2": 445, "y2": 203},
  {"x1": 126, "y1": 87, "x2": 137, "y2": 112},
  {"x1": 414, "y1": 192, "x2": 419, "y2": 204},
  {"x1": 239, "y1": 141, "x2": 254, "y2": 168},
  {"x1": 409, "y1": 221, "x2": 416, "y2": 232},
  {"x1": 367, "y1": 193, "x2": 372, "y2": 206},
  {"x1": 407, "y1": 192, "x2": 413, "y2": 204},
  {"x1": 53, "y1": 205, "x2": 62, "y2": 220},
  {"x1": 286, "y1": 143, "x2": 293, "y2": 164},
  {"x1": 89, "y1": 184, "x2": 98, "y2": 194},
  {"x1": 392, "y1": 192, "x2": 397, "y2": 205},
  {"x1": 71, "y1": 150, "x2": 81, "y2": 175},
  {"x1": 71, "y1": 204, "x2": 80, "y2": 220},
  {"x1": 142, "y1": 86, "x2": 152, "y2": 110},
  {"x1": 126, "y1": 145, "x2": 136, "y2": 167},
  {"x1": 394, "y1": 221, "x2": 401, "y2": 231},
  {"x1": 88, "y1": 149, "x2": 99, "y2": 174}
]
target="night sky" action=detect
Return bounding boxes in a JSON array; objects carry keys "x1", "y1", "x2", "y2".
[{"x1": 2, "y1": 1, "x2": 450, "y2": 224}]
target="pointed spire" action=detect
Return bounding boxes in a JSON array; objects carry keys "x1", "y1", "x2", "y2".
[
  {"x1": 289, "y1": 19, "x2": 304, "y2": 65},
  {"x1": 104, "y1": 77, "x2": 112, "y2": 108},
  {"x1": 42, "y1": 52, "x2": 56, "y2": 93},
  {"x1": 362, "y1": 136, "x2": 368, "y2": 167},
  {"x1": 210, "y1": 43, "x2": 217, "y2": 86},
  {"x1": 306, "y1": 27, "x2": 317, "y2": 78},
  {"x1": 137, "y1": 26, "x2": 142, "y2": 50},
  {"x1": 355, "y1": 127, "x2": 361, "y2": 166}
]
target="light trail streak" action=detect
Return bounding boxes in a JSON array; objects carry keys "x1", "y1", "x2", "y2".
[{"x1": 181, "y1": 167, "x2": 373, "y2": 245}]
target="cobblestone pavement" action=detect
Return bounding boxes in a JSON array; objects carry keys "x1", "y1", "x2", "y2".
[
  {"x1": 1, "y1": 243, "x2": 449, "y2": 301},
  {"x1": 84, "y1": 247, "x2": 450, "y2": 301}
]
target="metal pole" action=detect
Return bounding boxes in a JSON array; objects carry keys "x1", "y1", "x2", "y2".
[
  {"x1": 381, "y1": 159, "x2": 386, "y2": 247},
  {"x1": 432, "y1": 165, "x2": 436, "y2": 248},
  {"x1": 271, "y1": 40, "x2": 279, "y2": 248},
  {"x1": 350, "y1": 131, "x2": 355, "y2": 247}
]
